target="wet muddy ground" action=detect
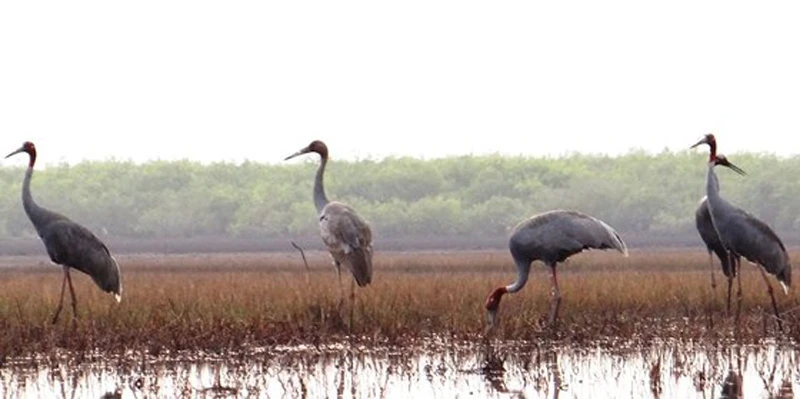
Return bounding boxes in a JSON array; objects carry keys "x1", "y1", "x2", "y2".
[{"x1": 1, "y1": 250, "x2": 799, "y2": 397}]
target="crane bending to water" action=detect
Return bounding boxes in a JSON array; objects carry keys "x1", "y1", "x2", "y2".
[
  {"x1": 6, "y1": 142, "x2": 122, "y2": 323},
  {"x1": 692, "y1": 134, "x2": 790, "y2": 328},
  {"x1": 485, "y1": 210, "x2": 628, "y2": 329},
  {"x1": 285, "y1": 140, "x2": 373, "y2": 288}
]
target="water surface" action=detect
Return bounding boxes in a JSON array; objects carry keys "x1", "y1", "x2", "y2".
[{"x1": 0, "y1": 339, "x2": 795, "y2": 398}]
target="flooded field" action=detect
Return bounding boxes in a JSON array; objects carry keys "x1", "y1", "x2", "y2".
[
  {"x1": 1, "y1": 250, "x2": 800, "y2": 397},
  {"x1": 0, "y1": 339, "x2": 796, "y2": 398}
]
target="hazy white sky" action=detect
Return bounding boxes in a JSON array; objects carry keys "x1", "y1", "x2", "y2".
[{"x1": 1, "y1": 1, "x2": 798, "y2": 165}]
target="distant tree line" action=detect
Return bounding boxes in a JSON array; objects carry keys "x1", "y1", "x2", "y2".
[{"x1": 1, "y1": 151, "x2": 799, "y2": 244}]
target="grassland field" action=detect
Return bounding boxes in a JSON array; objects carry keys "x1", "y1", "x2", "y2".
[{"x1": 0, "y1": 248, "x2": 798, "y2": 361}]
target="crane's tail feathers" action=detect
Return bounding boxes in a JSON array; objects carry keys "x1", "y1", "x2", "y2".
[
  {"x1": 776, "y1": 263, "x2": 791, "y2": 293},
  {"x1": 111, "y1": 255, "x2": 122, "y2": 301},
  {"x1": 598, "y1": 219, "x2": 628, "y2": 257},
  {"x1": 347, "y1": 247, "x2": 373, "y2": 287}
]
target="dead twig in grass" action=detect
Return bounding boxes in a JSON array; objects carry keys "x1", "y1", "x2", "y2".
[{"x1": 291, "y1": 241, "x2": 311, "y2": 286}]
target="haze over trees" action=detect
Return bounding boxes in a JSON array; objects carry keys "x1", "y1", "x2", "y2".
[{"x1": 1, "y1": 151, "x2": 798, "y2": 249}]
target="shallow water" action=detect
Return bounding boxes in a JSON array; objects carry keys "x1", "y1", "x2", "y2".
[{"x1": 0, "y1": 340, "x2": 796, "y2": 398}]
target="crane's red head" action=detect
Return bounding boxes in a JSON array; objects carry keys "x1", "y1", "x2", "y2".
[
  {"x1": 713, "y1": 154, "x2": 747, "y2": 176},
  {"x1": 284, "y1": 140, "x2": 329, "y2": 161},
  {"x1": 6, "y1": 141, "x2": 37, "y2": 167},
  {"x1": 485, "y1": 286, "x2": 507, "y2": 330},
  {"x1": 690, "y1": 133, "x2": 717, "y2": 160}
]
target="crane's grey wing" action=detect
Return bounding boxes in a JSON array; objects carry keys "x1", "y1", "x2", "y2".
[
  {"x1": 726, "y1": 208, "x2": 791, "y2": 287},
  {"x1": 511, "y1": 210, "x2": 627, "y2": 264},
  {"x1": 40, "y1": 220, "x2": 122, "y2": 297},
  {"x1": 695, "y1": 197, "x2": 735, "y2": 277},
  {"x1": 320, "y1": 202, "x2": 373, "y2": 286}
]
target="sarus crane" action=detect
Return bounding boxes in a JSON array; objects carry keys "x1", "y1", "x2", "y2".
[
  {"x1": 285, "y1": 140, "x2": 373, "y2": 290},
  {"x1": 694, "y1": 135, "x2": 741, "y2": 311},
  {"x1": 485, "y1": 210, "x2": 628, "y2": 329},
  {"x1": 6, "y1": 141, "x2": 122, "y2": 323},
  {"x1": 691, "y1": 134, "x2": 791, "y2": 328}
]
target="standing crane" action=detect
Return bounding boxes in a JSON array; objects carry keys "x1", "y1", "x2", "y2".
[
  {"x1": 691, "y1": 134, "x2": 790, "y2": 328},
  {"x1": 484, "y1": 210, "x2": 628, "y2": 329},
  {"x1": 6, "y1": 141, "x2": 122, "y2": 323},
  {"x1": 285, "y1": 140, "x2": 373, "y2": 291},
  {"x1": 696, "y1": 196, "x2": 739, "y2": 313}
]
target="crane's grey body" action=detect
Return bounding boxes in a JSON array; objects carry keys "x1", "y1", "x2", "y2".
[
  {"x1": 696, "y1": 197, "x2": 736, "y2": 278},
  {"x1": 319, "y1": 201, "x2": 373, "y2": 287},
  {"x1": 8, "y1": 142, "x2": 121, "y2": 323},
  {"x1": 486, "y1": 210, "x2": 627, "y2": 328},
  {"x1": 704, "y1": 163, "x2": 790, "y2": 288},
  {"x1": 286, "y1": 140, "x2": 373, "y2": 287},
  {"x1": 696, "y1": 196, "x2": 738, "y2": 312},
  {"x1": 508, "y1": 210, "x2": 627, "y2": 271}
]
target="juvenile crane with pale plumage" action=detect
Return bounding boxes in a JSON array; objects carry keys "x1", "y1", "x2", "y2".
[
  {"x1": 285, "y1": 140, "x2": 373, "y2": 289},
  {"x1": 6, "y1": 141, "x2": 122, "y2": 324}
]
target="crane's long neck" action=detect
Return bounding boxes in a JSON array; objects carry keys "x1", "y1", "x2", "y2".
[
  {"x1": 707, "y1": 140, "x2": 717, "y2": 161},
  {"x1": 703, "y1": 163, "x2": 728, "y2": 243},
  {"x1": 313, "y1": 154, "x2": 330, "y2": 213},
  {"x1": 705, "y1": 163, "x2": 721, "y2": 204},
  {"x1": 21, "y1": 167, "x2": 47, "y2": 230},
  {"x1": 505, "y1": 256, "x2": 532, "y2": 294}
]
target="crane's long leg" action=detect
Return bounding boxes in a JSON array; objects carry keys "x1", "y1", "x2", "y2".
[
  {"x1": 755, "y1": 264, "x2": 783, "y2": 332},
  {"x1": 547, "y1": 264, "x2": 562, "y2": 326},
  {"x1": 333, "y1": 259, "x2": 344, "y2": 309},
  {"x1": 708, "y1": 252, "x2": 717, "y2": 290},
  {"x1": 349, "y1": 278, "x2": 355, "y2": 336},
  {"x1": 726, "y1": 274, "x2": 734, "y2": 317},
  {"x1": 65, "y1": 267, "x2": 79, "y2": 319},
  {"x1": 734, "y1": 254, "x2": 743, "y2": 325},
  {"x1": 51, "y1": 267, "x2": 69, "y2": 324}
]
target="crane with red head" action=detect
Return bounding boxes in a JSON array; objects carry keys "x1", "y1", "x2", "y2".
[
  {"x1": 484, "y1": 210, "x2": 628, "y2": 331},
  {"x1": 6, "y1": 141, "x2": 122, "y2": 323},
  {"x1": 692, "y1": 133, "x2": 743, "y2": 313},
  {"x1": 691, "y1": 133, "x2": 790, "y2": 330}
]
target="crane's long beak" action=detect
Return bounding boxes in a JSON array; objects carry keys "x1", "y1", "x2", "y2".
[
  {"x1": 485, "y1": 309, "x2": 498, "y2": 332},
  {"x1": 5, "y1": 147, "x2": 24, "y2": 159},
  {"x1": 284, "y1": 146, "x2": 310, "y2": 161},
  {"x1": 690, "y1": 137, "x2": 709, "y2": 149},
  {"x1": 723, "y1": 161, "x2": 747, "y2": 176}
]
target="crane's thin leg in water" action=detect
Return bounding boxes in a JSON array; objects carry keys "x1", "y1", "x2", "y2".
[
  {"x1": 349, "y1": 278, "x2": 355, "y2": 336},
  {"x1": 734, "y1": 254, "x2": 743, "y2": 325},
  {"x1": 709, "y1": 253, "x2": 717, "y2": 290},
  {"x1": 51, "y1": 267, "x2": 68, "y2": 324},
  {"x1": 755, "y1": 264, "x2": 783, "y2": 332},
  {"x1": 726, "y1": 274, "x2": 734, "y2": 316},
  {"x1": 335, "y1": 261, "x2": 344, "y2": 309},
  {"x1": 65, "y1": 267, "x2": 78, "y2": 319},
  {"x1": 547, "y1": 263, "x2": 562, "y2": 326}
]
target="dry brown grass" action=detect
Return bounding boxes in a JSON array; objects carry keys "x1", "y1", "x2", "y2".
[{"x1": 0, "y1": 249, "x2": 798, "y2": 359}]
